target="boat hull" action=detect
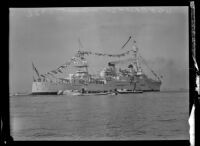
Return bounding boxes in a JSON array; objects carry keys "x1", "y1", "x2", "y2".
[
  {"x1": 32, "y1": 92, "x2": 58, "y2": 95},
  {"x1": 32, "y1": 77, "x2": 161, "y2": 95}
]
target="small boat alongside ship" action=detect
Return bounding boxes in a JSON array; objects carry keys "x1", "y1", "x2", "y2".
[
  {"x1": 57, "y1": 88, "x2": 143, "y2": 96},
  {"x1": 31, "y1": 36, "x2": 162, "y2": 95},
  {"x1": 116, "y1": 89, "x2": 143, "y2": 94},
  {"x1": 76, "y1": 92, "x2": 114, "y2": 96},
  {"x1": 57, "y1": 89, "x2": 116, "y2": 96}
]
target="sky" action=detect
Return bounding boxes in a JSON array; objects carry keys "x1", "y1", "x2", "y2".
[{"x1": 9, "y1": 7, "x2": 189, "y2": 93}]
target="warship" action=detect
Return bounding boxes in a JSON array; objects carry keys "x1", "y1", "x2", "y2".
[{"x1": 32, "y1": 36, "x2": 162, "y2": 95}]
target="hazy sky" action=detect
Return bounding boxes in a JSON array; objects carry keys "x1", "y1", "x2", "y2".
[{"x1": 9, "y1": 7, "x2": 189, "y2": 93}]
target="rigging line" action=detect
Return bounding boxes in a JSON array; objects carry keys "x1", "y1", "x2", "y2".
[
  {"x1": 48, "y1": 49, "x2": 135, "y2": 77},
  {"x1": 79, "y1": 49, "x2": 135, "y2": 57},
  {"x1": 121, "y1": 36, "x2": 131, "y2": 49},
  {"x1": 138, "y1": 54, "x2": 161, "y2": 81},
  {"x1": 139, "y1": 53, "x2": 163, "y2": 80},
  {"x1": 32, "y1": 62, "x2": 40, "y2": 78}
]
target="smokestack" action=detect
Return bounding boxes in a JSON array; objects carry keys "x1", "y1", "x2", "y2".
[
  {"x1": 128, "y1": 64, "x2": 133, "y2": 68},
  {"x1": 108, "y1": 62, "x2": 115, "y2": 67}
]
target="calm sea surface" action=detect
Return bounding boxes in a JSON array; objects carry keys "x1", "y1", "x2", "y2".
[{"x1": 10, "y1": 91, "x2": 189, "y2": 140}]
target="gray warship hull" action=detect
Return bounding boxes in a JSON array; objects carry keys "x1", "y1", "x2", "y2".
[{"x1": 32, "y1": 76, "x2": 161, "y2": 94}]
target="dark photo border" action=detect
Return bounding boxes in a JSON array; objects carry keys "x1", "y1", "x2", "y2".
[{"x1": 2, "y1": 0, "x2": 199, "y2": 145}]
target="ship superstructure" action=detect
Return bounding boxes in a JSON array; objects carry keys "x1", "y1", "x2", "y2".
[{"x1": 32, "y1": 36, "x2": 162, "y2": 95}]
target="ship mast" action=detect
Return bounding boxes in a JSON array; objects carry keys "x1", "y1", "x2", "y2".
[
  {"x1": 74, "y1": 38, "x2": 88, "y2": 74},
  {"x1": 128, "y1": 36, "x2": 142, "y2": 75},
  {"x1": 78, "y1": 38, "x2": 83, "y2": 52},
  {"x1": 132, "y1": 36, "x2": 161, "y2": 81}
]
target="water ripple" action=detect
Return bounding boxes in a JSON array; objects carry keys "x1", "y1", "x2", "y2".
[{"x1": 10, "y1": 92, "x2": 189, "y2": 140}]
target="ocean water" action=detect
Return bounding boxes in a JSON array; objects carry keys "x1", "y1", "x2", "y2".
[{"x1": 10, "y1": 91, "x2": 189, "y2": 140}]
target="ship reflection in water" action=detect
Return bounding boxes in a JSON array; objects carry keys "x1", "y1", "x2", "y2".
[{"x1": 10, "y1": 91, "x2": 189, "y2": 140}]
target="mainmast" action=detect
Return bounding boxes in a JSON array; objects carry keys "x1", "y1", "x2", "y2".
[
  {"x1": 131, "y1": 37, "x2": 142, "y2": 75},
  {"x1": 131, "y1": 36, "x2": 161, "y2": 81},
  {"x1": 74, "y1": 38, "x2": 88, "y2": 74}
]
